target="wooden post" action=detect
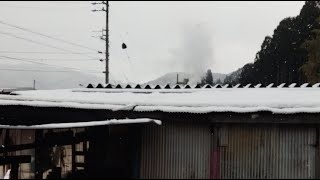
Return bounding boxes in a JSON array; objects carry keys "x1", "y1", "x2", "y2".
[
  {"x1": 315, "y1": 127, "x2": 320, "y2": 178},
  {"x1": 34, "y1": 130, "x2": 43, "y2": 179},
  {"x1": 210, "y1": 126, "x2": 221, "y2": 179},
  {"x1": 71, "y1": 130, "x2": 76, "y2": 175},
  {"x1": 10, "y1": 163, "x2": 19, "y2": 179}
]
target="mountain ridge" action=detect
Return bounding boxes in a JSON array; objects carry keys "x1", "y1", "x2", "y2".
[{"x1": 144, "y1": 72, "x2": 226, "y2": 85}]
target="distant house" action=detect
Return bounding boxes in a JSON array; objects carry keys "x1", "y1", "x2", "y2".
[
  {"x1": 0, "y1": 83, "x2": 320, "y2": 179},
  {"x1": 0, "y1": 87, "x2": 35, "y2": 95},
  {"x1": 176, "y1": 73, "x2": 189, "y2": 85}
]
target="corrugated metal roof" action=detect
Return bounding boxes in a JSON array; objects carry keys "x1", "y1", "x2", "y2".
[
  {"x1": 0, "y1": 82, "x2": 319, "y2": 114},
  {"x1": 86, "y1": 83, "x2": 320, "y2": 89}
]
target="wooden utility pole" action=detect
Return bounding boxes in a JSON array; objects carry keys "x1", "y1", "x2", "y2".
[
  {"x1": 106, "y1": 1, "x2": 109, "y2": 84},
  {"x1": 92, "y1": 1, "x2": 108, "y2": 84}
]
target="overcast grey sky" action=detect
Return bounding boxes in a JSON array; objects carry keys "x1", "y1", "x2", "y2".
[{"x1": 0, "y1": 1, "x2": 305, "y2": 84}]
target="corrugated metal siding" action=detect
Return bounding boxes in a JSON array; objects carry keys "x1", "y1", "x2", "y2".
[
  {"x1": 140, "y1": 121, "x2": 211, "y2": 179},
  {"x1": 216, "y1": 125, "x2": 317, "y2": 179}
]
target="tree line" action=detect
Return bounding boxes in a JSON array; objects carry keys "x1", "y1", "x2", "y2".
[{"x1": 200, "y1": 1, "x2": 320, "y2": 86}]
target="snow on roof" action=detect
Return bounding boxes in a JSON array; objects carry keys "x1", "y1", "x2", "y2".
[
  {"x1": 0, "y1": 84, "x2": 319, "y2": 114},
  {"x1": 0, "y1": 118, "x2": 161, "y2": 130}
]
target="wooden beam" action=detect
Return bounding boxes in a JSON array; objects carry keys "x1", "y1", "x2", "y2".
[
  {"x1": 34, "y1": 130, "x2": 43, "y2": 180},
  {"x1": 0, "y1": 143, "x2": 34, "y2": 154},
  {"x1": 0, "y1": 155, "x2": 31, "y2": 165},
  {"x1": 72, "y1": 136, "x2": 76, "y2": 174}
]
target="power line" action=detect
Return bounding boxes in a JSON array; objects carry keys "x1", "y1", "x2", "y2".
[
  {"x1": 0, "y1": 68, "x2": 102, "y2": 73},
  {"x1": 0, "y1": 3, "x2": 90, "y2": 9},
  {"x1": 0, "y1": 31, "x2": 99, "y2": 59},
  {"x1": 0, "y1": 57, "x2": 99, "y2": 61},
  {"x1": 38, "y1": 1, "x2": 90, "y2": 4},
  {"x1": 0, "y1": 31, "x2": 75, "y2": 53},
  {"x1": 0, "y1": 55, "x2": 54, "y2": 66},
  {"x1": 0, "y1": 51, "x2": 99, "y2": 55},
  {"x1": 0, "y1": 55, "x2": 102, "y2": 73},
  {"x1": 0, "y1": 68, "x2": 72, "y2": 72},
  {"x1": 0, "y1": 20, "x2": 99, "y2": 52}
]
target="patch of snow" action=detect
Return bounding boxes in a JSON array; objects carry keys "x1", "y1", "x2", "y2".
[
  {"x1": 317, "y1": 1, "x2": 320, "y2": 9},
  {"x1": 3, "y1": 170, "x2": 10, "y2": 179},
  {"x1": 254, "y1": 84, "x2": 262, "y2": 88},
  {"x1": 289, "y1": 83, "x2": 297, "y2": 88},
  {"x1": 266, "y1": 83, "x2": 274, "y2": 88},
  {"x1": 312, "y1": 83, "x2": 320, "y2": 88},
  {"x1": 300, "y1": 83, "x2": 310, "y2": 88},
  {"x1": 244, "y1": 84, "x2": 251, "y2": 88},
  {"x1": 233, "y1": 84, "x2": 241, "y2": 88},
  {"x1": 223, "y1": 84, "x2": 230, "y2": 88}
]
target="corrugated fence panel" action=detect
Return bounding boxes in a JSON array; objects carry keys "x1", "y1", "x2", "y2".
[
  {"x1": 140, "y1": 121, "x2": 211, "y2": 179},
  {"x1": 217, "y1": 125, "x2": 317, "y2": 179}
]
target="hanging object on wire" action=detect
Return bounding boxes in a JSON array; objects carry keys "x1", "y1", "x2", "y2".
[{"x1": 122, "y1": 43, "x2": 127, "y2": 49}]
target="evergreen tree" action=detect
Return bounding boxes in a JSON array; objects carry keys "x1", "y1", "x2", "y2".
[
  {"x1": 226, "y1": 1, "x2": 320, "y2": 86},
  {"x1": 199, "y1": 69, "x2": 214, "y2": 85},
  {"x1": 200, "y1": 77, "x2": 206, "y2": 86},
  {"x1": 205, "y1": 69, "x2": 214, "y2": 85},
  {"x1": 215, "y1": 79, "x2": 222, "y2": 85},
  {"x1": 301, "y1": 18, "x2": 320, "y2": 84}
]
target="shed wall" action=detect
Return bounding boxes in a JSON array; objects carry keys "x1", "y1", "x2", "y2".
[
  {"x1": 214, "y1": 125, "x2": 318, "y2": 179},
  {"x1": 140, "y1": 121, "x2": 211, "y2": 179}
]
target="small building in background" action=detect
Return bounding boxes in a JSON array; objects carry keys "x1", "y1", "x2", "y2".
[
  {"x1": 0, "y1": 87, "x2": 35, "y2": 95},
  {"x1": 176, "y1": 73, "x2": 189, "y2": 85}
]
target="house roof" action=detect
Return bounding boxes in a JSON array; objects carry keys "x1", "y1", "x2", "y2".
[{"x1": 0, "y1": 83, "x2": 319, "y2": 114}]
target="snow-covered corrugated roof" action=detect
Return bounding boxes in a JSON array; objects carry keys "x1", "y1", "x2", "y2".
[
  {"x1": 0, "y1": 83, "x2": 320, "y2": 114},
  {"x1": 88, "y1": 83, "x2": 320, "y2": 89}
]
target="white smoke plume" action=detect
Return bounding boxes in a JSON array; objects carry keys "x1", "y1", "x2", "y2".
[{"x1": 170, "y1": 23, "x2": 214, "y2": 79}]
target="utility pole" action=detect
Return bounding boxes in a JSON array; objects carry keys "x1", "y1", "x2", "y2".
[{"x1": 92, "y1": 1, "x2": 108, "y2": 84}]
